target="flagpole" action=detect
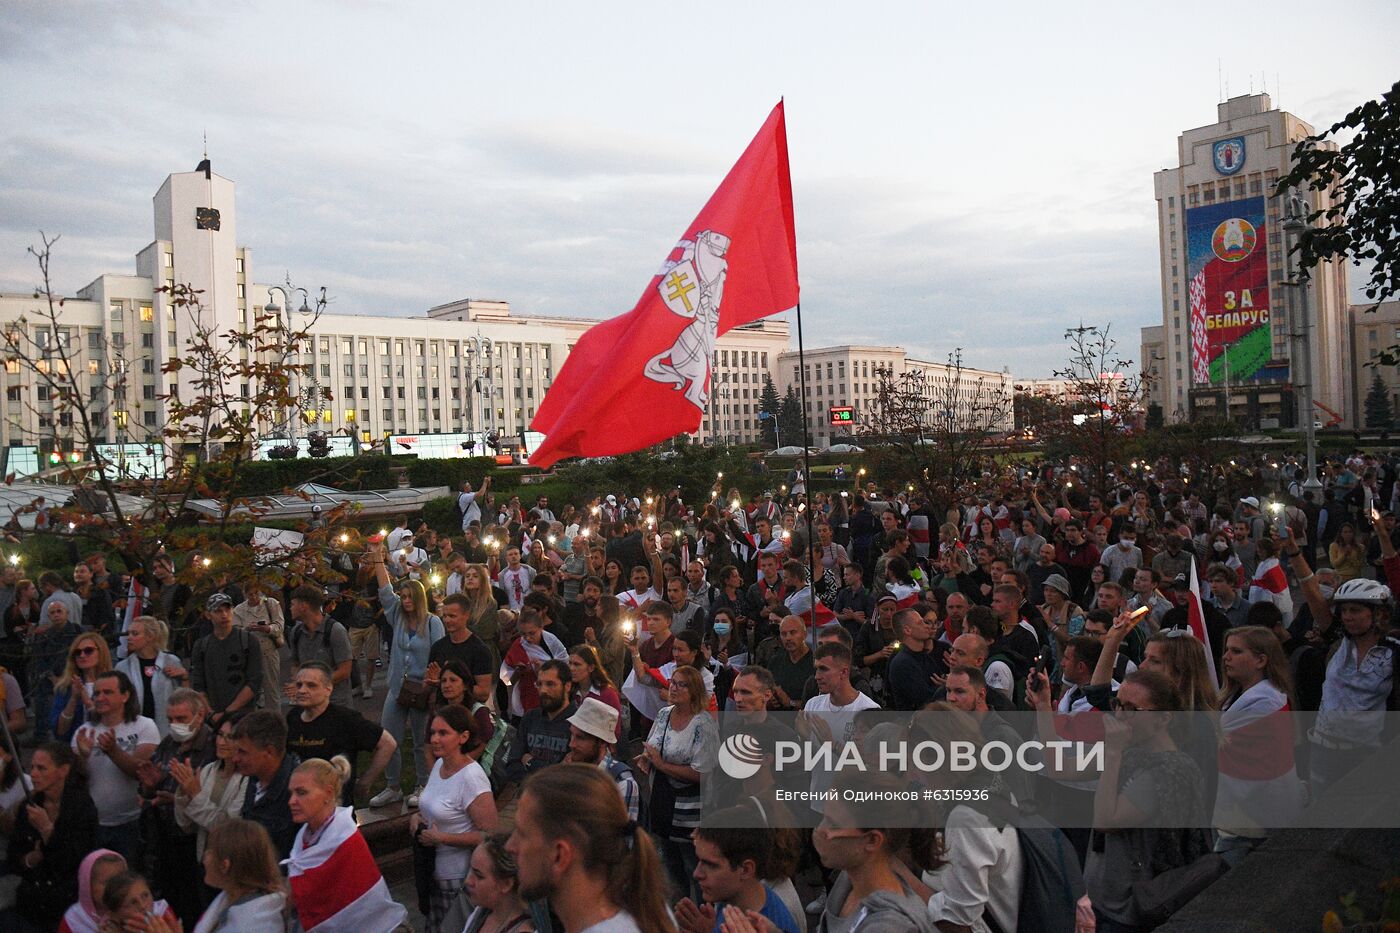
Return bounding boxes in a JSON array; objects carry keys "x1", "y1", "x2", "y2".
[{"x1": 795, "y1": 302, "x2": 819, "y2": 633}]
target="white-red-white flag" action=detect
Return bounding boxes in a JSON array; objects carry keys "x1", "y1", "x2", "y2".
[{"x1": 1186, "y1": 557, "x2": 1219, "y2": 685}]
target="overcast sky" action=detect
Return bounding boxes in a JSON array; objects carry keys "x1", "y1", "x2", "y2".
[{"x1": 1, "y1": 1, "x2": 1395, "y2": 378}]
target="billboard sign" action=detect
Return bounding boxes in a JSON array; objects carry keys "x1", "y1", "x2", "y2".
[
  {"x1": 829, "y1": 406, "x2": 854, "y2": 427},
  {"x1": 1186, "y1": 196, "x2": 1284, "y2": 386}
]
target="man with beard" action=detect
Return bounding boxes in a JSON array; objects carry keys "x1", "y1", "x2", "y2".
[
  {"x1": 503, "y1": 660, "x2": 576, "y2": 784},
  {"x1": 563, "y1": 697, "x2": 639, "y2": 820},
  {"x1": 562, "y1": 576, "x2": 610, "y2": 645}
]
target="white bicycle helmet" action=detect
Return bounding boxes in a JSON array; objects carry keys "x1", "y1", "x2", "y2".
[{"x1": 1333, "y1": 578, "x2": 1393, "y2": 606}]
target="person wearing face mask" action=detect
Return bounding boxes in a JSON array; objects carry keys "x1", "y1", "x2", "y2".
[
  {"x1": 133, "y1": 689, "x2": 216, "y2": 928},
  {"x1": 1100, "y1": 529, "x2": 1143, "y2": 584}
]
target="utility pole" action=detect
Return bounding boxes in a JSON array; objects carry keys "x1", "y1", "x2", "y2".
[{"x1": 1282, "y1": 190, "x2": 1321, "y2": 490}]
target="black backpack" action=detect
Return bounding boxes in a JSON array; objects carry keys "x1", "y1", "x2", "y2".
[{"x1": 965, "y1": 796, "x2": 1084, "y2": 933}]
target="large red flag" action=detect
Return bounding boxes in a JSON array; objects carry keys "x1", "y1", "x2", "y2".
[{"x1": 529, "y1": 102, "x2": 798, "y2": 467}]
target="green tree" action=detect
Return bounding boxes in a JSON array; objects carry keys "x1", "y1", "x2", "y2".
[
  {"x1": 1365, "y1": 370, "x2": 1393, "y2": 429},
  {"x1": 1277, "y1": 81, "x2": 1400, "y2": 358},
  {"x1": 777, "y1": 385, "x2": 803, "y2": 448},
  {"x1": 759, "y1": 373, "x2": 782, "y2": 447}
]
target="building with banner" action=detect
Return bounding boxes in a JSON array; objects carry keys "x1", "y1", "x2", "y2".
[{"x1": 1149, "y1": 93, "x2": 1351, "y2": 428}]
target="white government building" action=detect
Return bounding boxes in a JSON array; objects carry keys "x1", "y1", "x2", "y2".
[{"x1": 0, "y1": 163, "x2": 1008, "y2": 473}]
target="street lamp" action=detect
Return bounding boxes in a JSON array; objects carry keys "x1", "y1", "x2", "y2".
[
  {"x1": 1281, "y1": 191, "x2": 1322, "y2": 490},
  {"x1": 465, "y1": 335, "x2": 495, "y2": 455},
  {"x1": 264, "y1": 276, "x2": 316, "y2": 450}
]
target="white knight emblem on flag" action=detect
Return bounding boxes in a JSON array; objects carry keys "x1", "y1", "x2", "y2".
[{"x1": 644, "y1": 230, "x2": 730, "y2": 410}]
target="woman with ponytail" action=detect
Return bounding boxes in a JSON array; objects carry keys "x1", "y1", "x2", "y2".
[{"x1": 507, "y1": 762, "x2": 676, "y2": 933}]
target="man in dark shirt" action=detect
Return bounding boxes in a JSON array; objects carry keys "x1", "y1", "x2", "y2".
[
  {"x1": 1026, "y1": 542, "x2": 1067, "y2": 608},
  {"x1": 989, "y1": 584, "x2": 1040, "y2": 687},
  {"x1": 1054, "y1": 521, "x2": 1102, "y2": 603},
  {"x1": 832, "y1": 563, "x2": 876, "y2": 640},
  {"x1": 605, "y1": 519, "x2": 648, "y2": 582},
  {"x1": 745, "y1": 553, "x2": 789, "y2": 638},
  {"x1": 233, "y1": 711, "x2": 300, "y2": 859},
  {"x1": 285, "y1": 662, "x2": 396, "y2": 805},
  {"x1": 503, "y1": 660, "x2": 576, "y2": 783},
  {"x1": 766, "y1": 616, "x2": 814, "y2": 710},
  {"x1": 190, "y1": 593, "x2": 261, "y2": 728},
  {"x1": 886, "y1": 607, "x2": 947, "y2": 711},
  {"x1": 425, "y1": 593, "x2": 495, "y2": 704},
  {"x1": 848, "y1": 496, "x2": 880, "y2": 579},
  {"x1": 561, "y1": 577, "x2": 614, "y2": 648},
  {"x1": 134, "y1": 689, "x2": 216, "y2": 928}
]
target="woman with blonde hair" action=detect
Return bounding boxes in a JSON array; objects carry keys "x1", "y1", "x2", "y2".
[
  {"x1": 639, "y1": 664, "x2": 718, "y2": 901},
  {"x1": 115, "y1": 616, "x2": 186, "y2": 738},
  {"x1": 1214, "y1": 625, "x2": 1305, "y2": 865},
  {"x1": 461, "y1": 563, "x2": 501, "y2": 672},
  {"x1": 51, "y1": 632, "x2": 112, "y2": 743},
  {"x1": 1092, "y1": 614, "x2": 1222, "y2": 820},
  {"x1": 193, "y1": 818, "x2": 287, "y2": 932},
  {"x1": 286, "y1": 755, "x2": 407, "y2": 931},
  {"x1": 369, "y1": 544, "x2": 444, "y2": 810}
]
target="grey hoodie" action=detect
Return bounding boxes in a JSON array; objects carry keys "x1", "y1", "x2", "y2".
[{"x1": 818, "y1": 871, "x2": 936, "y2": 933}]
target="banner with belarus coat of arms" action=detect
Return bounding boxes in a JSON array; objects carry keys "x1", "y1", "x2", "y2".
[{"x1": 1185, "y1": 196, "x2": 1286, "y2": 387}]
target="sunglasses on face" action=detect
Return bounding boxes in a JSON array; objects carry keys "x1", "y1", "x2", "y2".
[{"x1": 72, "y1": 646, "x2": 98, "y2": 658}]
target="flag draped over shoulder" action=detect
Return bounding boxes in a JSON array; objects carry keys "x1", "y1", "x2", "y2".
[
  {"x1": 529, "y1": 102, "x2": 799, "y2": 467},
  {"x1": 285, "y1": 807, "x2": 406, "y2": 932}
]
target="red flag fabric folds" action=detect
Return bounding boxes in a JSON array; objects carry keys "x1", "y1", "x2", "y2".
[{"x1": 529, "y1": 102, "x2": 798, "y2": 467}]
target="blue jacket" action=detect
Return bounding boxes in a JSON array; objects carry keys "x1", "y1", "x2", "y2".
[{"x1": 378, "y1": 584, "x2": 443, "y2": 686}]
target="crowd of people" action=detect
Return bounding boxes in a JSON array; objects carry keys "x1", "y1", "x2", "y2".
[{"x1": 0, "y1": 448, "x2": 1395, "y2": 931}]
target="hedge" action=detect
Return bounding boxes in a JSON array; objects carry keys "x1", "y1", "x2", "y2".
[{"x1": 229, "y1": 454, "x2": 503, "y2": 497}]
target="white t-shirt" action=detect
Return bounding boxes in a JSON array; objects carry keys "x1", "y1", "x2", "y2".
[
  {"x1": 925, "y1": 804, "x2": 1024, "y2": 932},
  {"x1": 499, "y1": 565, "x2": 537, "y2": 610},
  {"x1": 74, "y1": 716, "x2": 160, "y2": 826},
  {"x1": 802, "y1": 691, "x2": 879, "y2": 811},
  {"x1": 458, "y1": 491, "x2": 482, "y2": 530},
  {"x1": 618, "y1": 587, "x2": 661, "y2": 611},
  {"x1": 580, "y1": 911, "x2": 644, "y2": 933},
  {"x1": 418, "y1": 758, "x2": 492, "y2": 880},
  {"x1": 387, "y1": 526, "x2": 412, "y2": 552},
  {"x1": 398, "y1": 546, "x2": 430, "y2": 579}
]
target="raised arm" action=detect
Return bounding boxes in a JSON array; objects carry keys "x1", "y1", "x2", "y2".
[{"x1": 1282, "y1": 529, "x2": 1331, "y2": 633}]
